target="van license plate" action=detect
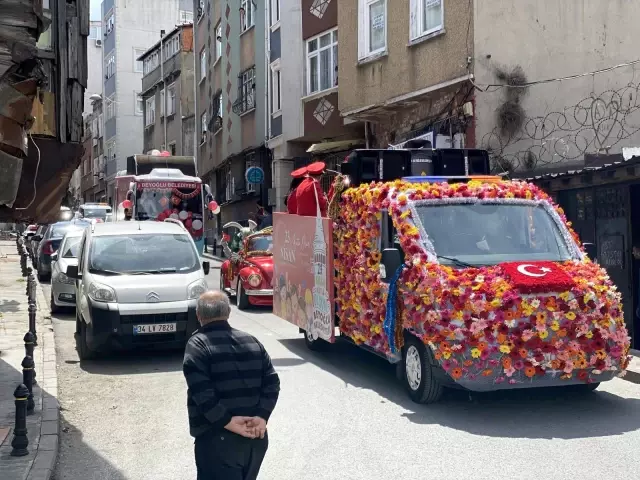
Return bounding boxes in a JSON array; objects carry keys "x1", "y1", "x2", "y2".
[{"x1": 133, "y1": 323, "x2": 177, "y2": 334}]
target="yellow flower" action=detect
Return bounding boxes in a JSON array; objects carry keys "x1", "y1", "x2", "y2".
[
  {"x1": 499, "y1": 344, "x2": 511, "y2": 354},
  {"x1": 585, "y1": 331, "x2": 593, "y2": 339},
  {"x1": 490, "y1": 298, "x2": 502, "y2": 308},
  {"x1": 565, "y1": 311, "x2": 576, "y2": 321},
  {"x1": 471, "y1": 348, "x2": 482, "y2": 358},
  {"x1": 539, "y1": 330, "x2": 549, "y2": 339},
  {"x1": 550, "y1": 320, "x2": 560, "y2": 332},
  {"x1": 559, "y1": 291, "x2": 570, "y2": 301},
  {"x1": 442, "y1": 351, "x2": 452, "y2": 359}
]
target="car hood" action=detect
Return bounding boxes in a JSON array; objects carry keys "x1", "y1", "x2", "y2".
[
  {"x1": 91, "y1": 271, "x2": 206, "y2": 303},
  {"x1": 245, "y1": 256, "x2": 273, "y2": 271}
]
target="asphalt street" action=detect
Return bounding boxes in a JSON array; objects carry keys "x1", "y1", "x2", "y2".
[{"x1": 43, "y1": 261, "x2": 640, "y2": 480}]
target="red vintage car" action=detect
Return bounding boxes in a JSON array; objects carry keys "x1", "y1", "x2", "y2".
[{"x1": 220, "y1": 229, "x2": 274, "y2": 309}]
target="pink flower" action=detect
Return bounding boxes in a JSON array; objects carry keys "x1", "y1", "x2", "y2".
[{"x1": 504, "y1": 366, "x2": 516, "y2": 377}]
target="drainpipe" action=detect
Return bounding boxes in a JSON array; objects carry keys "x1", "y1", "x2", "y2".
[{"x1": 160, "y1": 29, "x2": 167, "y2": 149}]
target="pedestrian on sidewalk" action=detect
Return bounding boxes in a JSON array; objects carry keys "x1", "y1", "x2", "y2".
[{"x1": 184, "y1": 290, "x2": 280, "y2": 480}]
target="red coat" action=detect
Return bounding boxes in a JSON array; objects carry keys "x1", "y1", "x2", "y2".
[
  {"x1": 286, "y1": 190, "x2": 298, "y2": 214},
  {"x1": 295, "y1": 177, "x2": 328, "y2": 217}
]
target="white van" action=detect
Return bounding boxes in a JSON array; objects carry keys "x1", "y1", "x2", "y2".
[{"x1": 66, "y1": 220, "x2": 210, "y2": 359}]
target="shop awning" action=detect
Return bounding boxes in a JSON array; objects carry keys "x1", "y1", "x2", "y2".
[{"x1": 306, "y1": 139, "x2": 365, "y2": 154}]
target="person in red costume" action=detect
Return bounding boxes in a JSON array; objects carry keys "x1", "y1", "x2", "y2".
[
  {"x1": 295, "y1": 161, "x2": 328, "y2": 217},
  {"x1": 285, "y1": 167, "x2": 307, "y2": 214}
]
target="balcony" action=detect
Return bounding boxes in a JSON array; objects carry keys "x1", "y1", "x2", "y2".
[{"x1": 232, "y1": 91, "x2": 255, "y2": 116}]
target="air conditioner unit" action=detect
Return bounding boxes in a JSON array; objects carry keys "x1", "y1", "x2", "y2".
[{"x1": 95, "y1": 39, "x2": 102, "y2": 47}]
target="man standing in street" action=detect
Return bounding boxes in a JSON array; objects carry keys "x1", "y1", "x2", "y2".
[{"x1": 184, "y1": 291, "x2": 281, "y2": 480}]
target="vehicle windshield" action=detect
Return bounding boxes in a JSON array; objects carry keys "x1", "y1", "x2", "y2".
[
  {"x1": 89, "y1": 233, "x2": 199, "y2": 274},
  {"x1": 61, "y1": 237, "x2": 82, "y2": 258},
  {"x1": 81, "y1": 208, "x2": 111, "y2": 220},
  {"x1": 415, "y1": 202, "x2": 574, "y2": 266},
  {"x1": 246, "y1": 235, "x2": 273, "y2": 253},
  {"x1": 51, "y1": 223, "x2": 88, "y2": 239}
]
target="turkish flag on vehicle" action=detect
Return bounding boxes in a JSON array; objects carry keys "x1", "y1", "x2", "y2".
[{"x1": 500, "y1": 261, "x2": 574, "y2": 293}]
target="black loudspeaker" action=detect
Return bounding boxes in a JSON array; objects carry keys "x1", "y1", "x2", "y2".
[
  {"x1": 435, "y1": 149, "x2": 491, "y2": 176},
  {"x1": 342, "y1": 150, "x2": 412, "y2": 186}
]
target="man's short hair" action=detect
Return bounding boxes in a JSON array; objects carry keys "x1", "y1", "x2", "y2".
[{"x1": 197, "y1": 291, "x2": 231, "y2": 321}]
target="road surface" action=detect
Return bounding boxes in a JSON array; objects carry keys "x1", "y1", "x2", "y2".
[{"x1": 43, "y1": 261, "x2": 640, "y2": 480}]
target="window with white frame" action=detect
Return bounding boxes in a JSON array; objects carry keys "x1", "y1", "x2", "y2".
[
  {"x1": 163, "y1": 35, "x2": 180, "y2": 60},
  {"x1": 145, "y1": 97, "x2": 155, "y2": 126},
  {"x1": 358, "y1": 0, "x2": 386, "y2": 60},
  {"x1": 105, "y1": 94, "x2": 116, "y2": 120},
  {"x1": 212, "y1": 92, "x2": 223, "y2": 132},
  {"x1": 199, "y1": 48, "x2": 206, "y2": 83},
  {"x1": 143, "y1": 51, "x2": 160, "y2": 75},
  {"x1": 306, "y1": 29, "x2": 338, "y2": 95},
  {"x1": 133, "y1": 48, "x2": 145, "y2": 73},
  {"x1": 270, "y1": 61, "x2": 281, "y2": 115},
  {"x1": 106, "y1": 12, "x2": 114, "y2": 35},
  {"x1": 167, "y1": 84, "x2": 176, "y2": 116},
  {"x1": 410, "y1": 0, "x2": 443, "y2": 40},
  {"x1": 89, "y1": 25, "x2": 102, "y2": 40},
  {"x1": 240, "y1": 0, "x2": 255, "y2": 32},
  {"x1": 270, "y1": 0, "x2": 280, "y2": 26},
  {"x1": 106, "y1": 140, "x2": 116, "y2": 164},
  {"x1": 97, "y1": 113, "x2": 103, "y2": 137},
  {"x1": 215, "y1": 23, "x2": 222, "y2": 61},
  {"x1": 179, "y1": 10, "x2": 193, "y2": 24},
  {"x1": 134, "y1": 92, "x2": 143, "y2": 115},
  {"x1": 105, "y1": 52, "x2": 116, "y2": 78}
]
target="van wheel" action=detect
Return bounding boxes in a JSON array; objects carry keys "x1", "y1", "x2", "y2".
[
  {"x1": 236, "y1": 280, "x2": 249, "y2": 310},
  {"x1": 77, "y1": 319, "x2": 94, "y2": 360},
  {"x1": 50, "y1": 291, "x2": 60, "y2": 314},
  {"x1": 402, "y1": 335, "x2": 443, "y2": 404},
  {"x1": 303, "y1": 329, "x2": 327, "y2": 351}
]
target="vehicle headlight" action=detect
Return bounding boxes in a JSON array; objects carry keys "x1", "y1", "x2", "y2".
[
  {"x1": 247, "y1": 273, "x2": 262, "y2": 288},
  {"x1": 88, "y1": 282, "x2": 116, "y2": 303},
  {"x1": 188, "y1": 279, "x2": 207, "y2": 299},
  {"x1": 55, "y1": 272, "x2": 74, "y2": 285}
]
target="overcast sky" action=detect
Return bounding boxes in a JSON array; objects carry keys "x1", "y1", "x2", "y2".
[{"x1": 91, "y1": 0, "x2": 101, "y2": 20}]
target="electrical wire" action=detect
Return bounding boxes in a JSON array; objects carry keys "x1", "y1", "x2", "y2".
[
  {"x1": 15, "y1": 132, "x2": 41, "y2": 211},
  {"x1": 472, "y1": 58, "x2": 640, "y2": 91}
]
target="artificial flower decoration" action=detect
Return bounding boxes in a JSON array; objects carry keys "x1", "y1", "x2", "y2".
[{"x1": 334, "y1": 178, "x2": 631, "y2": 388}]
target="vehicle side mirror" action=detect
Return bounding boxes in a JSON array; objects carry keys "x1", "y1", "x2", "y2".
[
  {"x1": 66, "y1": 265, "x2": 81, "y2": 279},
  {"x1": 380, "y1": 248, "x2": 403, "y2": 284},
  {"x1": 202, "y1": 261, "x2": 210, "y2": 275},
  {"x1": 50, "y1": 252, "x2": 58, "y2": 262},
  {"x1": 583, "y1": 242, "x2": 597, "y2": 262},
  {"x1": 33, "y1": 235, "x2": 42, "y2": 241}
]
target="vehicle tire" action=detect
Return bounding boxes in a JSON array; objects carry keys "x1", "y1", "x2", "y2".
[
  {"x1": 50, "y1": 291, "x2": 60, "y2": 314},
  {"x1": 77, "y1": 319, "x2": 94, "y2": 360},
  {"x1": 236, "y1": 280, "x2": 249, "y2": 310},
  {"x1": 402, "y1": 335, "x2": 444, "y2": 404},
  {"x1": 37, "y1": 268, "x2": 45, "y2": 282},
  {"x1": 303, "y1": 329, "x2": 328, "y2": 351}
]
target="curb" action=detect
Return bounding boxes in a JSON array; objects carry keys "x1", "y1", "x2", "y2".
[{"x1": 26, "y1": 281, "x2": 59, "y2": 480}]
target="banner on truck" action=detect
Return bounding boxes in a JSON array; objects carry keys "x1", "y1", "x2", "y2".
[{"x1": 273, "y1": 212, "x2": 335, "y2": 343}]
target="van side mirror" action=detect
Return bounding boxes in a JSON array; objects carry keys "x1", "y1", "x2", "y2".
[
  {"x1": 381, "y1": 248, "x2": 403, "y2": 284},
  {"x1": 66, "y1": 265, "x2": 81, "y2": 279},
  {"x1": 583, "y1": 242, "x2": 597, "y2": 261},
  {"x1": 202, "y1": 261, "x2": 210, "y2": 275}
]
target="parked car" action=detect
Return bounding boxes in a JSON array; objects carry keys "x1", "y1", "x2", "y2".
[
  {"x1": 220, "y1": 228, "x2": 274, "y2": 310},
  {"x1": 35, "y1": 220, "x2": 90, "y2": 281},
  {"x1": 66, "y1": 220, "x2": 210, "y2": 359},
  {"x1": 29, "y1": 224, "x2": 48, "y2": 258},
  {"x1": 49, "y1": 231, "x2": 84, "y2": 313},
  {"x1": 21, "y1": 225, "x2": 37, "y2": 244}
]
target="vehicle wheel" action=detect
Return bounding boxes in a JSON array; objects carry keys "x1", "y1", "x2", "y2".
[
  {"x1": 50, "y1": 291, "x2": 60, "y2": 314},
  {"x1": 236, "y1": 280, "x2": 249, "y2": 310},
  {"x1": 77, "y1": 319, "x2": 94, "y2": 360},
  {"x1": 37, "y1": 268, "x2": 45, "y2": 282},
  {"x1": 402, "y1": 335, "x2": 443, "y2": 404},
  {"x1": 303, "y1": 329, "x2": 328, "y2": 351}
]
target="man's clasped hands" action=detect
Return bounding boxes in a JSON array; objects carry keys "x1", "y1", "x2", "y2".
[{"x1": 225, "y1": 416, "x2": 267, "y2": 439}]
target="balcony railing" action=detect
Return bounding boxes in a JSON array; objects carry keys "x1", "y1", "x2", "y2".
[{"x1": 232, "y1": 91, "x2": 255, "y2": 116}]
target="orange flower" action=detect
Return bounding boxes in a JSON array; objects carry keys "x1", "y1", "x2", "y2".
[
  {"x1": 482, "y1": 369, "x2": 493, "y2": 377},
  {"x1": 434, "y1": 351, "x2": 442, "y2": 361},
  {"x1": 463, "y1": 359, "x2": 474, "y2": 367},
  {"x1": 497, "y1": 333, "x2": 507, "y2": 344},
  {"x1": 478, "y1": 341, "x2": 488, "y2": 351},
  {"x1": 505, "y1": 310, "x2": 516, "y2": 321},
  {"x1": 524, "y1": 366, "x2": 536, "y2": 378},
  {"x1": 557, "y1": 328, "x2": 567, "y2": 337},
  {"x1": 451, "y1": 367, "x2": 463, "y2": 380},
  {"x1": 535, "y1": 312, "x2": 547, "y2": 324},
  {"x1": 519, "y1": 348, "x2": 528, "y2": 359},
  {"x1": 502, "y1": 357, "x2": 512, "y2": 369}
]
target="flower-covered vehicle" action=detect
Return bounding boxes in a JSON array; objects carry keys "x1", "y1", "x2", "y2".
[
  {"x1": 220, "y1": 226, "x2": 274, "y2": 309},
  {"x1": 273, "y1": 157, "x2": 631, "y2": 404}
]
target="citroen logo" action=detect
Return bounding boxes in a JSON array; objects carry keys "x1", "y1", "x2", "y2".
[{"x1": 146, "y1": 291, "x2": 160, "y2": 303}]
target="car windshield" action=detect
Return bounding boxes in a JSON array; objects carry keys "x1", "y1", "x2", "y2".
[
  {"x1": 61, "y1": 237, "x2": 82, "y2": 258},
  {"x1": 51, "y1": 223, "x2": 88, "y2": 239},
  {"x1": 89, "y1": 233, "x2": 199, "y2": 274},
  {"x1": 415, "y1": 202, "x2": 574, "y2": 266},
  {"x1": 81, "y1": 208, "x2": 110, "y2": 219},
  {"x1": 246, "y1": 236, "x2": 273, "y2": 253}
]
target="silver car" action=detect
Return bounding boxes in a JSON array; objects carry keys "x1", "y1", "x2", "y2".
[{"x1": 50, "y1": 231, "x2": 83, "y2": 313}]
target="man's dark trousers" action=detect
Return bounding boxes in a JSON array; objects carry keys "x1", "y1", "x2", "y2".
[{"x1": 195, "y1": 430, "x2": 269, "y2": 480}]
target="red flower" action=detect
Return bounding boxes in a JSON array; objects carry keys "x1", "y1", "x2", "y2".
[{"x1": 577, "y1": 370, "x2": 589, "y2": 382}]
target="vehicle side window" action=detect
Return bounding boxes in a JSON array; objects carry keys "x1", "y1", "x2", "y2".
[{"x1": 77, "y1": 232, "x2": 87, "y2": 272}]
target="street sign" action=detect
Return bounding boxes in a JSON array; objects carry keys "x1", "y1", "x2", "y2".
[{"x1": 245, "y1": 166, "x2": 264, "y2": 184}]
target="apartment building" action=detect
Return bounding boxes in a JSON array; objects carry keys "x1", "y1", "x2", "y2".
[
  {"x1": 101, "y1": 0, "x2": 193, "y2": 204},
  {"x1": 194, "y1": 0, "x2": 270, "y2": 232},
  {"x1": 140, "y1": 24, "x2": 196, "y2": 155},
  {"x1": 80, "y1": 99, "x2": 106, "y2": 203},
  {"x1": 266, "y1": 0, "x2": 365, "y2": 212}
]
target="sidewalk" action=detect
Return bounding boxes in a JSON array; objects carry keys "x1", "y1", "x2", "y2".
[
  {"x1": 0, "y1": 241, "x2": 58, "y2": 480},
  {"x1": 202, "y1": 250, "x2": 224, "y2": 263}
]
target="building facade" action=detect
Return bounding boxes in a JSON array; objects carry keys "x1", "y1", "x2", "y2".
[
  {"x1": 194, "y1": 0, "x2": 270, "y2": 237},
  {"x1": 267, "y1": 0, "x2": 365, "y2": 212},
  {"x1": 101, "y1": 0, "x2": 193, "y2": 204},
  {"x1": 140, "y1": 24, "x2": 196, "y2": 155},
  {"x1": 80, "y1": 100, "x2": 106, "y2": 203}
]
